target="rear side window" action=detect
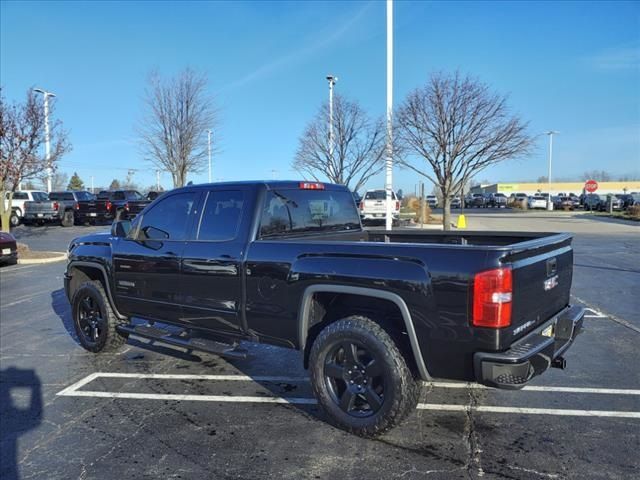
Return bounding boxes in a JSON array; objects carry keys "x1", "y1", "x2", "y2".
[
  {"x1": 49, "y1": 192, "x2": 63, "y2": 200},
  {"x1": 197, "y1": 190, "x2": 244, "y2": 241},
  {"x1": 138, "y1": 192, "x2": 197, "y2": 241},
  {"x1": 259, "y1": 189, "x2": 360, "y2": 238},
  {"x1": 13, "y1": 192, "x2": 29, "y2": 200}
]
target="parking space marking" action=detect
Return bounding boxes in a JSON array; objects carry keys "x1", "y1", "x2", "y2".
[
  {"x1": 584, "y1": 308, "x2": 607, "y2": 318},
  {"x1": 55, "y1": 373, "x2": 640, "y2": 419},
  {"x1": 0, "y1": 289, "x2": 55, "y2": 308},
  {"x1": 63, "y1": 373, "x2": 640, "y2": 396},
  {"x1": 54, "y1": 388, "x2": 640, "y2": 419}
]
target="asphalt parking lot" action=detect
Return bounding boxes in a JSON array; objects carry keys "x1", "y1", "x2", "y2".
[{"x1": 1, "y1": 213, "x2": 639, "y2": 480}]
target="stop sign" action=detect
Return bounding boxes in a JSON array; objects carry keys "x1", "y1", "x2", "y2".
[{"x1": 585, "y1": 180, "x2": 598, "y2": 193}]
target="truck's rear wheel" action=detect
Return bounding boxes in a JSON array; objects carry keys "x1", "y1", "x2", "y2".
[
  {"x1": 10, "y1": 212, "x2": 20, "y2": 227},
  {"x1": 309, "y1": 315, "x2": 420, "y2": 437},
  {"x1": 71, "y1": 280, "x2": 127, "y2": 353},
  {"x1": 61, "y1": 210, "x2": 74, "y2": 227}
]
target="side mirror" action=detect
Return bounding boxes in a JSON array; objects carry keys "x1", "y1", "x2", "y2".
[{"x1": 111, "y1": 220, "x2": 132, "y2": 238}]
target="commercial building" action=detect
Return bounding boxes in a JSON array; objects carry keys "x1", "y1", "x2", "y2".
[{"x1": 470, "y1": 182, "x2": 640, "y2": 196}]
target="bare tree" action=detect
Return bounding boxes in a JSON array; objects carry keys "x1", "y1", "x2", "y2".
[
  {"x1": 293, "y1": 95, "x2": 385, "y2": 192},
  {"x1": 582, "y1": 170, "x2": 611, "y2": 182},
  {"x1": 395, "y1": 72, "x2": 534, "y2": 230},
  {"x1": 50, "y1": 171, "x2": 69, "y2": 191},
  {"x1": 138, "y1": 69, "x2": 217, "y2": 188},
  {"x1": 0, "y1": 88, "x2": 71, "y2": 231}
]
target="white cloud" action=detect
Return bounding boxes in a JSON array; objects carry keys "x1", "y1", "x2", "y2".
[{"x1": 586, "y1": 43, "x2": 640, "y2": 70}]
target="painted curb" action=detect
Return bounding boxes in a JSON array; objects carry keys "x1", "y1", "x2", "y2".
[{"x1": 18, "y1": 252, "x2": 68, "y2": 265}]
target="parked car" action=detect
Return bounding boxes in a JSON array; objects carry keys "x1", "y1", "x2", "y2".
[
  {"x1": 146, "y1": 191, "x2": 162, "y2": 201},
  {"x1": 425, "y1": 195, "x2": 438, "y2": 208},
  {"x1": 23, "y1": 190, "x2": 94, "y2": 226},
  {"x1": 552, "y1": 196, "x2": 575, "y2": 211},
  {"x1": 469, "y1": 193, "x2": 486, "y2": 208},
  {"x1": 508, "y1": 193, "x2": 529, "y2": 208},
  {"x1": 76, "y1": 190, "x2": 151, "y2": 224},
  {"x1": 528, "y1": 196, "x2": 548, "y2": 209},
  {"x1": 3, "y1": 190, "x2": 48, "y2": 227},
  {"x1": 615, "y1": 194, "x2": 636, "y2": 210},
  {"x1": 0, "y1": 231, "x2": 18, "y2": 265},
  {"x1": 583, "y1": 193, "x2": 603, "y2": 211},
  {"x1": 487, "y1": 193, "x2": 508, "y2": 208},
  {"x1": 64, "y1": 180, "x2": 584, "y2": 437},
  {"x1": 600, "y1": 194, "x2": 623, "y2": 211},
  {"x1": 450, "y1": 196, "x2": 461, "y2": 209},
  {"x1": 359, "y1": 189, "x2": 400, "y2": 224}
]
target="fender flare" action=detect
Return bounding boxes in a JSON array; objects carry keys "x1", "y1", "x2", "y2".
[
  {"x1": 298, "y1": 284, "x2": 431, "y2": 381},
  {"x1": 67, "y1": 261, "x2": 127, "y2": 319}
]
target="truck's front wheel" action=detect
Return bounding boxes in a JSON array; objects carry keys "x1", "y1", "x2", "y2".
[
  {"x1": 309, "y1": 316, "x2": 420, "y2": 437},
  {"x1": 71, "y1": 280, "x2": 127, "y2": 353}
]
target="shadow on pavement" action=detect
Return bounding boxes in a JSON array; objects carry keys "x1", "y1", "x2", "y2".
[
  {"x1": 0, "y1": 368, "x2": 43, "y2": 480},
  {"x1": 51, "y1": 288, "x2": 80, "y2": 346}
]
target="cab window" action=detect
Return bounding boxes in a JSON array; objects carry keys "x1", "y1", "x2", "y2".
[
  {"x1": 137, "y1": 192, "x2": 197, "y2": 241},
  {"x1": 197, "y1": 190, "x2": 244, "y2": 241}
]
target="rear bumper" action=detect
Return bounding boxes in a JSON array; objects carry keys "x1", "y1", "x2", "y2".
[
  {"x1": 474, "y1": 305, "x2": 584, "y2": 389},
  {"x1": 24, "y1": 212, "x2": 62, "y2": 221},
  {"x1": 361, "y1": 213, "x2": 399, "y2": 220}
]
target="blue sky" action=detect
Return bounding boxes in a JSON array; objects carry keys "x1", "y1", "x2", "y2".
[{"x1": 1, "y1": 0, "x2": 639, "y2": 192}]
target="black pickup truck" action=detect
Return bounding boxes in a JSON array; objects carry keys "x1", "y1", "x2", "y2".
[
  {"x1": 76, "y1": 190, "x2": 150, "y2": 224},
  {"x1": 64, "y1": 181, "x2": 584, "y2": 436}
]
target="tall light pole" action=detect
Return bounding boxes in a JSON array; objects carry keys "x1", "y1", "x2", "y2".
[
  {"x1": 385, "y1": 0, "x2": 394, "y2": 230},
  {"x1": 207, "y1": 129, "x2": 213, "y2": 183},
  {"x1": 326, "y1": 75, "x2": 338, "y2": 165},
  {"x1": 545, "y1": 131, "x2": 559, "y2": 210},
  {"x1": 34, "y1": 88, "x2": 56, "y2": 193}
]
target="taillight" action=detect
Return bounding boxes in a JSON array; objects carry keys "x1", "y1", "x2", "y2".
[
  {"x1": 74, "y1": 202, "x2": 79, "y2": 210},
  {"x1": 106, "y1": 201, "x2": 112, "y2": 211},
  {"x1": 124, "y1": 203, "x2": 130, "y2": 211},
  {"x1": 395, "y1": 200, "x2": 400, "y2": 210},
  {"x1": 359, "y1": 201, "x2": 364, "y2": 210},
  {"x1": 53, "y1": 202, "x2": 59, "y2": 211},
  {"x1": 299, "y1": 182, "x2": 324, "y2": 190},
  {"x1": 472, "y1": 267, "x2": 512, "y2": 328}
]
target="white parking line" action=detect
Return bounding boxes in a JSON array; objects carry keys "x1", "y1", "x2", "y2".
[
  {"x1": 54, "y1": 373, "x2": 640, "y2": 419},
  {"x1": 63, "y1": 373, "x2": 640, "y2": 396},
  {"x1": 584, "y1": 308, "x2": 607, "y2": 318}
]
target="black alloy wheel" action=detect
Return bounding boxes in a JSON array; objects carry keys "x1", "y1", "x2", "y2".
[
  {"x1": 323, "y1": 341, "x2": 385, "y2": 417},
  {"x1": 76, "y1": 294, "x2": 106, "y2": 346}
]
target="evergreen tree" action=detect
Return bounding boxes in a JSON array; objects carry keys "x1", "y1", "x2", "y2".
[
  {"x1": 67, "y1": 172, "x2": 85, "y2": 190},
  {"x1": 109, "y1": 179, "x2": 121, "y2": 190}
]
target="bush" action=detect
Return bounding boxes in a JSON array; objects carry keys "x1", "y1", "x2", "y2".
[
  {"x1": 407, "y1": 197, "x2": 432, "y2": 223},
  {"x1": 628, "y1": 205, "x2": 640, "y2": 219}
]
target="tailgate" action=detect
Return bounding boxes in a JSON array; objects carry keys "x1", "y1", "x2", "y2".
[
  {"x1": 24, "y1": 201, "x2": 56, "y2": 214},
  {"x1": 78, "y1": 201, "x2": 108, "y2": 214},
  {"x1": 363, "y1": 198, "x2": 387, "y2": 214},
  {"x1": 127, "y1": 201, "x2": 149, "y2": 215},
  {"x1": 505, "y1": 235, "x2": 573, "y2": 339}
]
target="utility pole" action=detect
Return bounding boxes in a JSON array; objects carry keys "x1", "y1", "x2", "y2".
[
  {"x1": 385, "y1": 0, "x2": 394, "y2": 230},
  {"x1": 326, "y1": 75, "x2": 338, "y2": 165},
  {"x1": 156, "y1": 170, "x2": 161, "y2": 191},
  {"x1": 207, "y1": 129, "x2": 213, "y2": 183},
  {"x1": 90, "y1": 176, "x2": 94, "y2": 194},
  {"x1": 545, "y1": 131, "x2": 559, "y2": 210},
  {"x1": 34, "y1": 88, "x2": 56, "y2": 192}
]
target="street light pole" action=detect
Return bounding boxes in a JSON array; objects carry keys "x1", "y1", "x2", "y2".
[
  {"x1": 326, "y1": 75, "x2": 338, "y2": 166},
  {"x1": 545, "y1": 131, "x2": 559, "y2": 210},
  {"x1": 385, "y1": 0, "x2": 394, "y2": 231},
  {"x1": 207, "y1": 129, "x2": 213, "y2": 183},
  {"x1": 34, "y1": 88, "x2": 56, "y2": 193}
]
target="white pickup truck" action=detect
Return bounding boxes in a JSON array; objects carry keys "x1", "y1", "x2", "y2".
[
  {"x1": 4, "y1": 190, "x2": 49, "y2": 227},
  {"x1": 359, "y1": 189, "x2": 400, "y2": 224}
]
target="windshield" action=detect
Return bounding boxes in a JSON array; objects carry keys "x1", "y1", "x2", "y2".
[{"x1": 259, "y1": 189, "x2": 361, "y2": 238}]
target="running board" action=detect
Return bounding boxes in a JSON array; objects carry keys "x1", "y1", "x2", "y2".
[{"x1": 117, "y1": 324, "x2": 248, "y2": 359}]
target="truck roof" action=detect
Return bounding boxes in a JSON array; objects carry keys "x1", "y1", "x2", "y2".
[{"x1": 177, "y1": 180, "x2": 351, "y2": 192}]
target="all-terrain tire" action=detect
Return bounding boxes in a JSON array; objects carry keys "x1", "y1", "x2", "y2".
[
  {"x1": 71, "y1": 280, "x2": 127, "y2": 353},
  {"x1": 309, "y1": 315, "x2": 421, "y2": 437},
  {"x1": 10, "y1": 212, "x2": 20, "y2": 227},
  {"x1": 61, "y1": 209, "x2": 74, "y2": 227}
]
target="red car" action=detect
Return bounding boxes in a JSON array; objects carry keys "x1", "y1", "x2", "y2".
[{"x1": 0, "y1": 231, "x2": 18, "y2": 265}]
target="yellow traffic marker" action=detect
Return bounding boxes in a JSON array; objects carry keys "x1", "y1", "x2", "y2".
[{"x1": 457, "y1": 214, "x2": 467, "y2": 229}]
